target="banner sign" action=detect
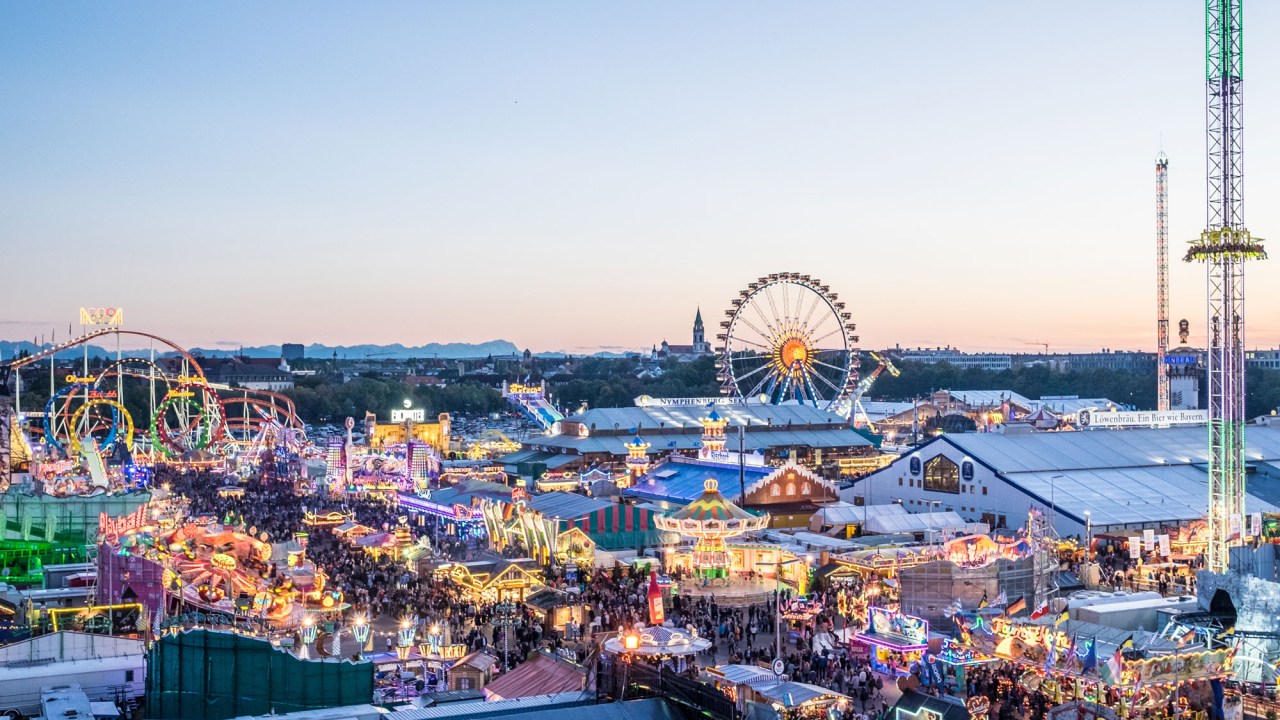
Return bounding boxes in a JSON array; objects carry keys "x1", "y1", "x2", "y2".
[
  {"x1": 634, "y1": 395, "x2": 761, "y2": 407},
  {"x1": 1077, "y1": 409, "x2": 1208, "y2": 428}
]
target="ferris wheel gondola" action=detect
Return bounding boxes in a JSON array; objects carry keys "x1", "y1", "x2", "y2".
[{"x1": 716, "y1": 272, "x2": 859, "y2": 412}]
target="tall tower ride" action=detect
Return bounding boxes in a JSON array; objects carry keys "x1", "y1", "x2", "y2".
[
  {"x1": 1156, "y1": 153, "x2": 1171, "y2": 411},
  {"x1": 1185, "y1": 0, "x2": 1266, "y2": 573}
]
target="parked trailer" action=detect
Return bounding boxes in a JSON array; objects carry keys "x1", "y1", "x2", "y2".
[{"x1": 0, "y1": 655, "x2": 144, "y2": 719}]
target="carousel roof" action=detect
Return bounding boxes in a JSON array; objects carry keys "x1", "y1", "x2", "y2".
[
  {"x1": 603, "y1": 624, "x2": 712, "y2": 657},
  {"x1": 666, "y1": 478, "x2": 759, "y2": 523},
  {"x1": 653, "y1": 478, "x2": 769, "y2": 536},
  {"x1": 650, "y1": 479, "x2": 768, "y2": 535}
]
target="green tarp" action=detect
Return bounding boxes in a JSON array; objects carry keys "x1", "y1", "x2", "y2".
[{"x1": 146, "y1": 629, "x2": 373, "y2": 720}]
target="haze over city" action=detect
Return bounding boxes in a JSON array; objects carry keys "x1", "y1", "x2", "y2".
[{"x1": 6, "y1": 1, "x2": 1280, "y2": 353}]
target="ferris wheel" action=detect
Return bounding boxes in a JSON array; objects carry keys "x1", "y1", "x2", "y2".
[{"x1": 716, "y1": 272, "x2": 859, "y2": 411}]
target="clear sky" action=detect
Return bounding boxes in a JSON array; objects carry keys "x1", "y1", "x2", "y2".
[{"x1": 4, "y1": 2, "x2": 1280, "y2": 354}]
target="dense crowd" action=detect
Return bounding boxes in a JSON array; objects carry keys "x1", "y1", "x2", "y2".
[{"x1": 153, "y1": 468, "x2": 1228, "y2": 720}]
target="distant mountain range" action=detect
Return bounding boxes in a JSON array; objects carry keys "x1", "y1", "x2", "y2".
[
  {"x1": 0, "y1": 339, "x2": 523, "y2": 361},
  {"x1": 0, "y1": 339, "x2": 642, "y2": 362}
]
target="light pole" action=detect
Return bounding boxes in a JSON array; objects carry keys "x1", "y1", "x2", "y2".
[
  {"x1": 397, "y1": 618, "x2": 415, "y2": 661},
  {"x1": 756, "y1": 555, "x2": 802, "y2": 675},
  {"x1": 1084, "y1": 510, "x2": 1093, "y2": 562},
  {"x1": 300, "y1": 615, "x2": 317, "y2": 659},
  {"x1": 1049, "y1": 474, "x2": 1064, "y2": 532},
  {"x1": 352, "y1": 614, "x2": 371, "y2": 660},
  {"x1": 493, "y1": 599, "x2": 519, "y2": 671}
]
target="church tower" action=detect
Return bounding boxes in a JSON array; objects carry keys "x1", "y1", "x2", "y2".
[{"x1": 693, "y1": 307, "x2": 708, "y2": 354}]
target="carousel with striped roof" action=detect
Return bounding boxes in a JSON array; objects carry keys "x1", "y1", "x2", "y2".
[{"x1": 655, "y1": 477, "x2": 770, "y2": 581}]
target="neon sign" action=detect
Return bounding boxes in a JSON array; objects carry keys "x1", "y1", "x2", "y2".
[
  {"x1": 177, "y1": 375, "x2": 207, "y2": 384},
  {"x1": 99, "y1": 506, "x2": 149, "y2": 538},
  {"x1": 79, "y1": 307, "x2": 124, "y2": 326},
  {"x1": 65, "y1": 374, "x2": 97, "y2": 384}
]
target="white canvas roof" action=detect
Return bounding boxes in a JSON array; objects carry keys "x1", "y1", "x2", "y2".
[{"x1": 922, "y1": 427, "x2": 1280, "y2": 527}]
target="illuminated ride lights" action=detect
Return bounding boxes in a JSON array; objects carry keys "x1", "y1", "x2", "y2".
[{"x1": 716, "y1": 271, "x2": 859, "y2": 412}]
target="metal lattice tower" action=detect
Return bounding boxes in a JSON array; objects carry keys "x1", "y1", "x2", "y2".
[
  {"x1": 1185, "y1": 0, "x2": 1266, "y2": 573},
  {"x1": 1157, "y1": 153, "x2": 1171, "y2": 411}
]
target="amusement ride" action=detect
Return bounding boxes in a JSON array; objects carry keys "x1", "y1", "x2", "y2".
[
  {"x1": 716, "y1": 272, "x2": 860, "y2": 412},
  {"x1": 0, "y1": 327, "x2": 310, "y2": 495}
]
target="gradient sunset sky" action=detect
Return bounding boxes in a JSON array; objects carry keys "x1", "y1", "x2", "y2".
[{"x1": 5, "y1": 2, "x2": 1280, "y2": 354}]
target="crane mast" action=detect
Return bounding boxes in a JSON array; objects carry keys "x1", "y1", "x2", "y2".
[{"x1": 1185, "y1": 0, "x2": 1266, "y2": 573}]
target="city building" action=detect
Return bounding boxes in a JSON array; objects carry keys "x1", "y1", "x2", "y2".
[
  {"x1": 1247, "y1": 348, "x2": 1280, "y2": 370},
  {"x1": 652, "y1": 309, "x2": 714, "y2": 362},
  {"x1": 893, "y1": 346, "x2": 1012, "y2": 371},
  {"x1": 196, "y1": 357, "x2": 295, "y2": 391},
  {"x1": 1032, "y1": 350, "x2": 1157, "y2": 373},
  {"x1": 1027, "y1": 396, "x2": 1125, "y2": 424},
  {"x1": 848, "y1": 426, "x2": 1280, "y2": 536},
  {"x1": 866, "y1": 390, "x2": 1035, "y2": 441},
  {"x1": 281, "y1": 343, "x2": 305, "y2": 361}
]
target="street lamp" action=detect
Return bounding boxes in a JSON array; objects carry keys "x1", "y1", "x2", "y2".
[
  {"x1": 493, "y1": 601, "x2": 519, "y2": 670},
  {"x1": 397, "y1": 618, "x2": 415, "y2": 661},
  {"x1": 419, "y1": 622, "x2": 445, "y2": 655},
  {"x1": 352, "y1": 614, "x2": 371, "y2": 660},
  {"x1": 300, "y1": 615, "x2": 317, "y2": 659},
  {"x1": 755, "y1": 555, "x2": 803, "y2": 675}
]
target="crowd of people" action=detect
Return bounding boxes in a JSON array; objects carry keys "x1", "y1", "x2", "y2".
[{"x1": 152, "y1": 466, "x2": 1234, "y2": 720}]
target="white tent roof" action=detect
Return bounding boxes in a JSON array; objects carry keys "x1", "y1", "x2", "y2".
[
  {"x1": 913, "y1": 427, "x2": 1280, "y2": 527},
  {"x1": 811, "y1": 501, "x2": 898, "y2": 527},
  {"x1": 857, "y1": 402, "x2": 916, "y2": 422},
  {"x1": 865, "y1": 511, "x2": 968, "y2": 535},
  {"x1": 939, "y1": 390, "x2": 1034, "y2": 409},
  {"x1": 1030, "y1": 397, "x2": 1123, "y2": 416}
]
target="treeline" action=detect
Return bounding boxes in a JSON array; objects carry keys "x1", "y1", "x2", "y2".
[
  {"x1": 549, "y1": 356, "x2": 720, "y2": 411},
  {"x1": 871, "y1": 363, "x2": 1159, "y2": 409},
  {"x1": 872, "y1": 361, "x2": 1280, "y2": 418},
  {"x1": 285, "y1": 376, "x2": 506, "y2": 424}
]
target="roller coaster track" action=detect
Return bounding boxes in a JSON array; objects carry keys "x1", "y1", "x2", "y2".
[{"x1": 0, "y1": 329, "x2": 208, "y2": 393}]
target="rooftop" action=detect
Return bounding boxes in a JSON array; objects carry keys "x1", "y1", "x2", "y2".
[
  {"x1": 519, "y1": 426, "x2": 870, "y2": 458},
  {"x1": 877, "y1": 427, "x2": 1280, "y2": 527},
  {"x1": 526, "y1": 492, "x2": 614, "y2": 520},
  {"x1": 482, "y1": 651, "x2": 588, "y2": 701},
  {"x1": 936, "y1": 390, "x2": 1034, "y2": 409},
  {"x1": 564, "y1": 404, "x2": 856, "y2": 432},
  {"x1": 627, "y1": 455, "x2": 772, "y2": 504}
]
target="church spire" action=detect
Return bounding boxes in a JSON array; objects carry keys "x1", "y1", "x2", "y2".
[{"x1": 693, "y1": 306, "x2": 707, "y2": 352}]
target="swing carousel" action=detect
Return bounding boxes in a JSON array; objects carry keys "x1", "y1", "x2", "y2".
[{"x1": 655, "y1": 478, "x2": 769, "y2": 582}]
